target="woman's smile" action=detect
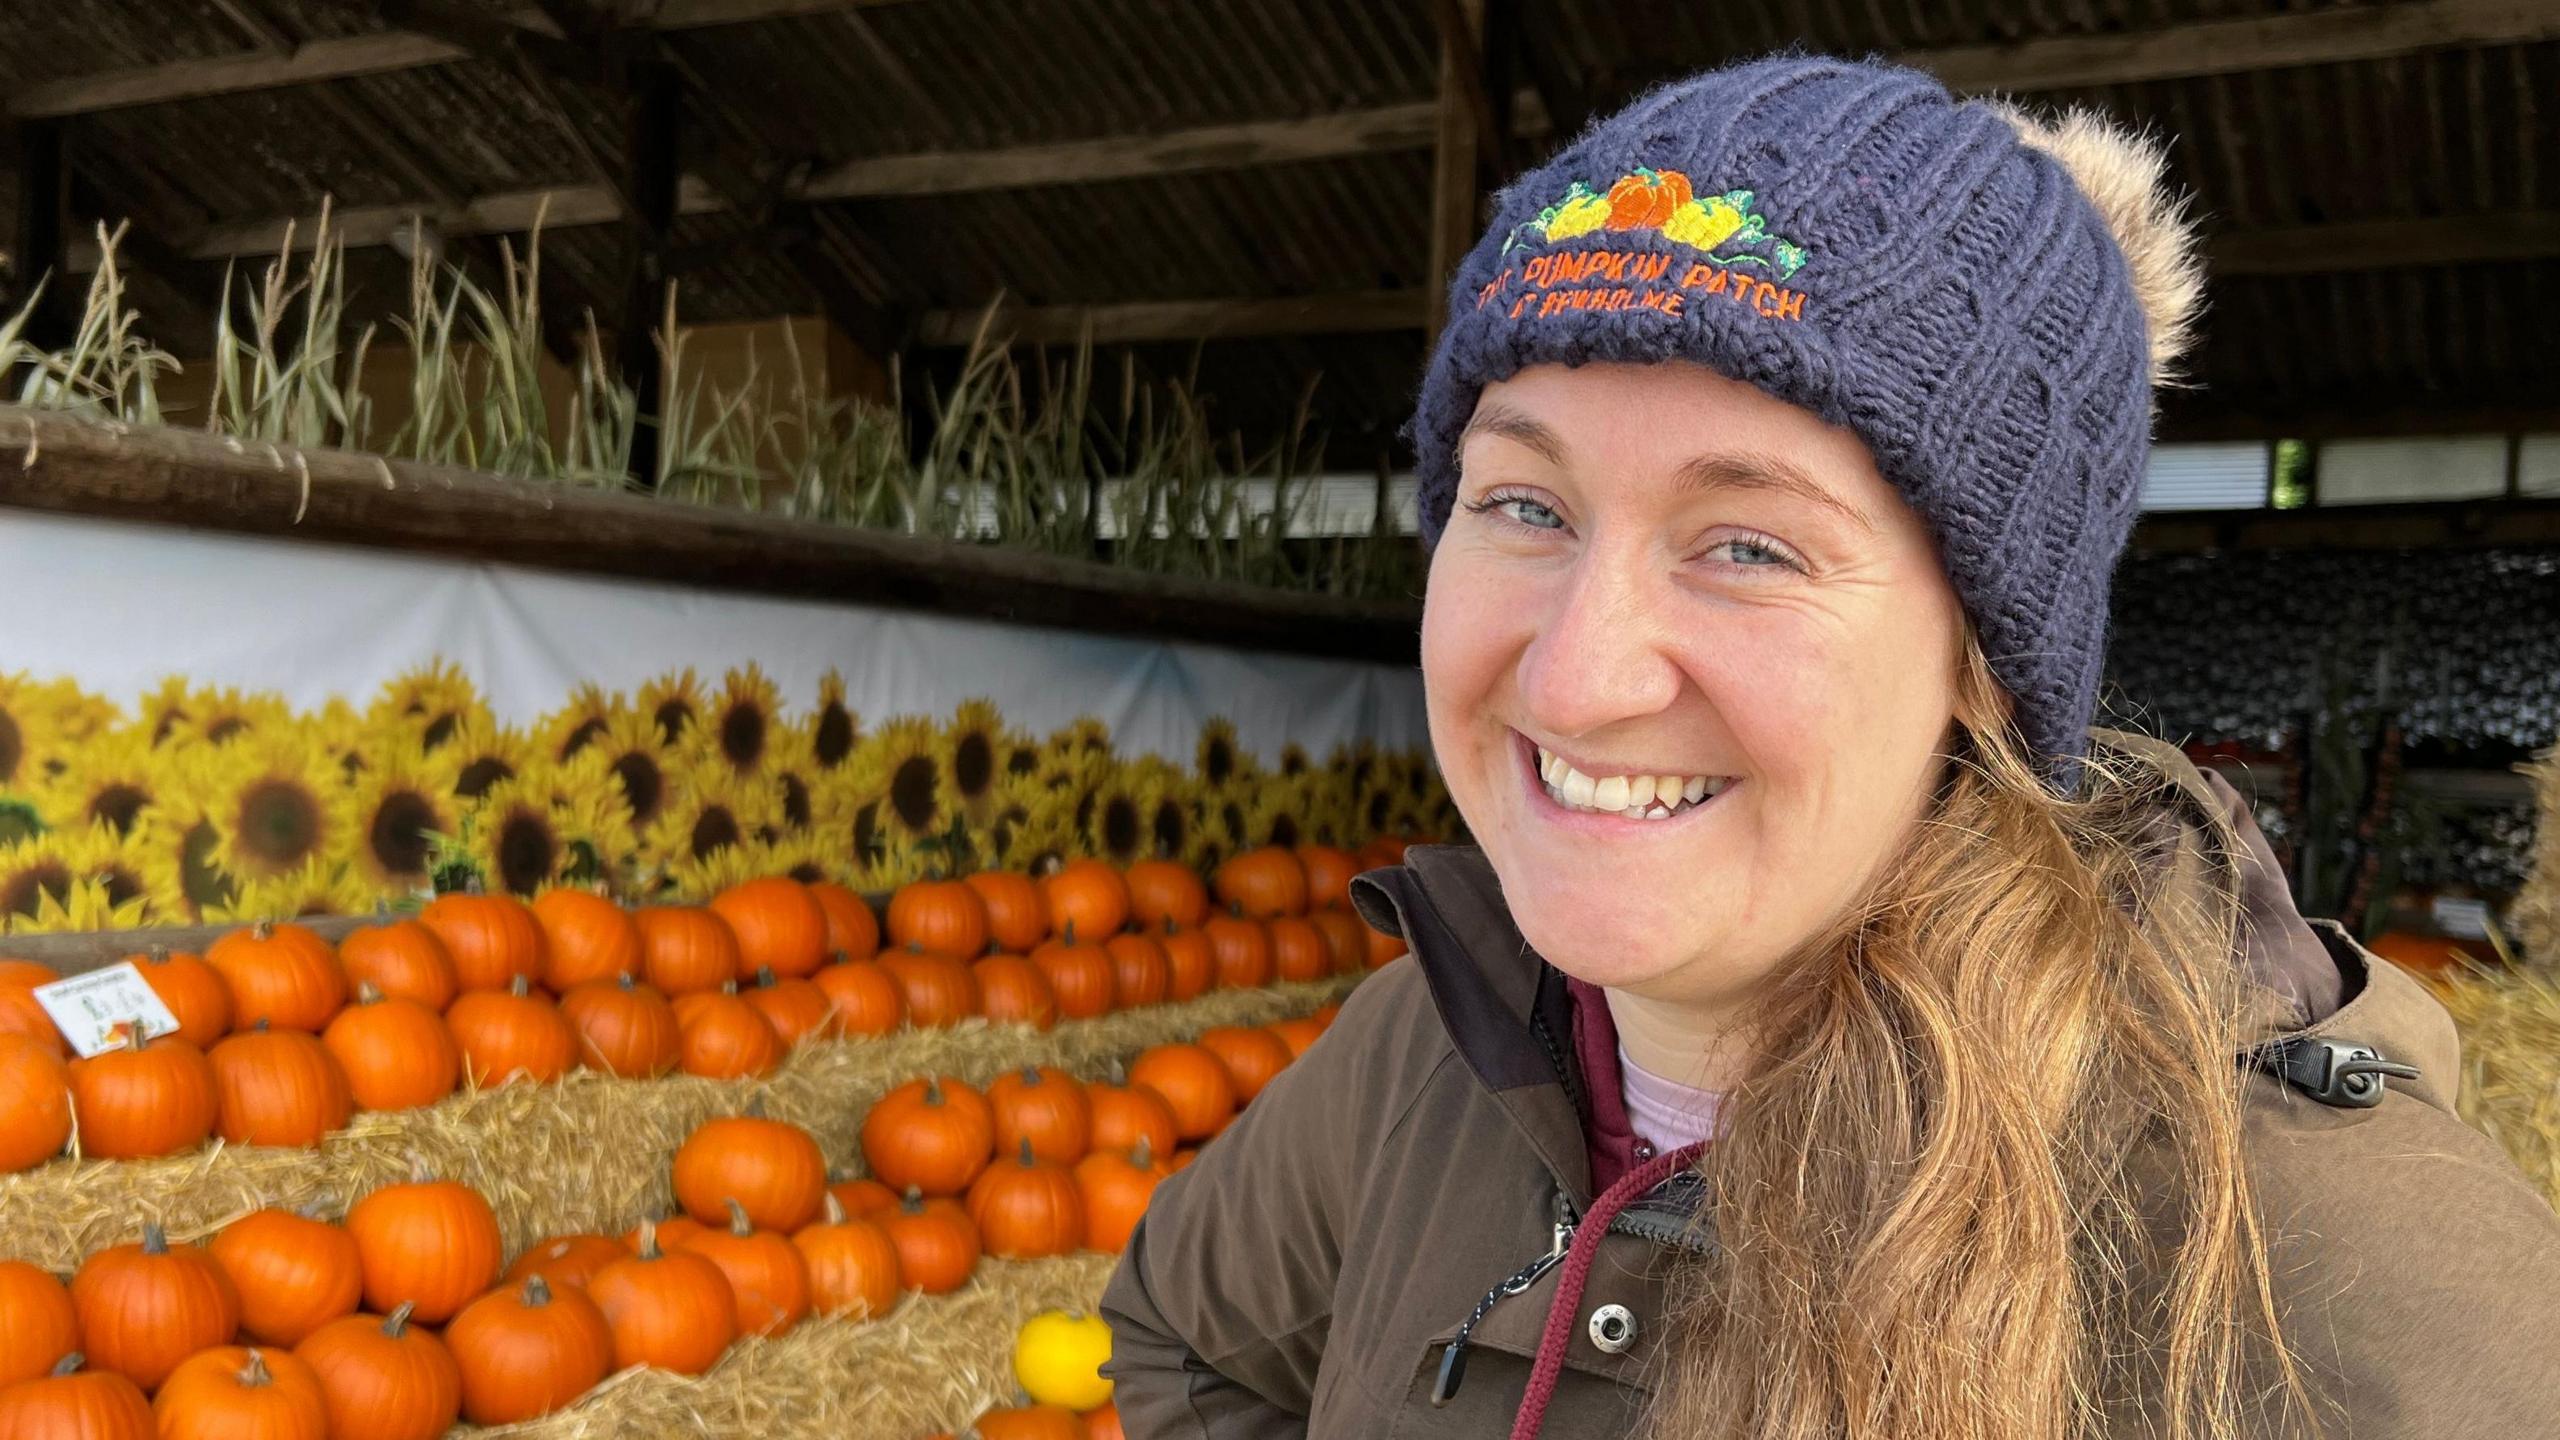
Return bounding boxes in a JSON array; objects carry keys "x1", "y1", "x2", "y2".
[{"x1": 1514, "y1": 731, "x2": 1738, "y2": 826}]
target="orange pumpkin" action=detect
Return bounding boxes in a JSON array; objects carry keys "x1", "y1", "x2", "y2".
[
  {"x1": 153, "y1": 1346, "x2": 327, "y2": 1440},
  {"x1": 876, "y1": 1189, "x2": 978, "y2": 1295},
  {"x1": 129, "y1": 948, "x2": 231, "y2": 1048},
  {"x1": 0, "y1": 1353, "x2": 152, "y2": 1438},
  {"x1": 1124, "y1": 860, "x2": 1209, "y2": 932},
  {"x1": 1306, "y1": 909, "x2": 1370, "y2": 976},
  {"x1": 674, "y1": 1200, "x2": 811, "y2": 1338},
  {"x1": 71, "y1": 1224, "x2": 242, "y2": 1391},
  {"x1": 0, "y1": 1259, "x2": 80, "y2": 1386},
  {"x1": 1358, "y1": 836, "x2": 1413, "y2": 871},
  {"x1": 1364, "y1": 916, "x2": 1407, "y2": 968},
  {"x1": 1030, "y1": 928, "x2": 1117, "y2": 1020},
  {"x1": 743, "y1": 968, "x2": 831, "y2": 1047},
  {"x1": 989, "y1": 1065, "x2": 1092, "y2": 1165},
  {"x1": 0, "y1": 1034, "x2": 72, "y2": 1171},
  {"x1": 1127, "y1": 1044, "x2": 1236, "y2": 1141},
  {"x1": 0, "y1": 975, "x2": 64, "y2": 1057},
  {"x1": 1039, "y1": 860, "x2": 1130, "y2": 940},
  {"x1": 1265, "y1": 917, "x2": 1331, "y2": 984},
  {"x1": 65, "y1": 1028, "x2": 216, "y2": 1159},
  {"x1": 1085, "y1": 1402, "x2": 1128, "y2": 1440},
  {"x1": 810, "y1": 958, "x2": 905, "y2": 1037},
  {"x1": 292, "y1": 1304, "x2": 460, "y2": 1440},
  {"x1": 2367, "y1": 930, "x2": 2474, "y2": 979},
  {"x1": 963, "y1": 1135, "x2": 1088, "y2": 1259},
  {"x1": 557, "y1": 974, "x2": 680, "y2": 1078},
  {"x1": 1266, "y1": 1016, "x2": 1327, "y2": 1060},
  {"x1": 634, "y1": 906, "x2": 741, "y2": 996},
  {"x1": 973, "y1": 954, "x2": 1059, "y2": 1031},
  {"x1": 209, "y1": 1209, "x2": 362, "y2": 1346},
  {"x1": 963, "y1": 872, "x2": 1050, "y2": 953},
  {"x1": 418, "y1": 893, "x2": 546, "y2": 994},
  {"x1": 621, "y1": 1213, "x2": 707, "y2": 1252},
  {"x1": 1606, "y1": 165, "x2": 1692, "y2": 228},
  {"x1": 879, "y1": 948, "x2": 980, "y2": 1028},
  {"x1": 1086, "y1": 1082, "x2": 1178, "y2": 1160},
  {"x1": 1292, "y1": 845, "x2": 1360, "y2": 911},
  {"x1": 205, "y1": 922, "x2": 346, "y2": 1033},
  {"x1": 1203, "y1": 914, "x2": 1273, "y2": 990},
  {"x1": 827, "y1": 1176, "x2": 900, "y2": 1216},
  {"x1": 711, "y1": 878, "x2": 830, "y2": 980},
  {"x1": 1076, "y1": 1138, "x2": 1172, "y2": 1253},
  {"x1": 322, "y1": 985, "x2": 460, "y2": 1112},
  {"x1": 1101, "y1": 933, "x2": 1170, "y2": 1010},
  {"x1": 1199, "y1": 1025, "x2": 1294, "y2": 1104},
  {"x1": 806, "y1": 882, "x2": 881, "y2": 964},
  {"x1": 336, "y1": 921, "x2": 458, "y2": 1014},
  {"x1": 974, "y1": 1402, "x2": 1084, "y2": 1440},
  {"x1": 444, "y1": 976, "x2": 575, "y2": 1086},
  {"x1": 673, "y1": 1116, "x2": 827, "y2": 1232},
  {"x1": 859, "y1": 1075, "x2": 996, "y2": 1197},
  {"x1": 1158, "y1": 924, "x2": 1214, "y2": 1002},
  {"x1": 885, "y1": 881, "x2": 990, "y2": 958},
  {"x1": 673, "y1": 987, "x2": 782, "y2": 1079},
  {"x1": 1213, "y1": 848, "x2": 1307, "y2": 919},
  {"x1": 1168, "y1": 1147, "x2": 1200, "y2": 1172},
  {"x1": 443, "y1": 1275, "x2": 612, "y2": 1425},
  {"x1": 794, "y1": 1195, "x2": 901, "y2": 1321},
  {"x1": 585, "y1": 1223, "x2": 738, "y2": 1375},
  {"x1": 343, "y1": 1180, "x2": 502, "y2": 1326},
  {"x1": 504, "y1": 1235, "x2": 630, "y2": 1293},
  {"x1": 208, "y1": 1024, "x2": 353, "y2": 1147},
  {"x1": 530, "y1": 887, "x2": 642, "y2": 992}
]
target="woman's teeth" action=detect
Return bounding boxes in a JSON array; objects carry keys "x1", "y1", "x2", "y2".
[{"x1": 1536, "y1": 748, "x2": 1731, "y2": 820}]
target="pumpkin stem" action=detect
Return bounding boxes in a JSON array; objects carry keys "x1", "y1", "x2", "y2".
[
  {"x1": 725, "y1": 1198, "x2": 753, "y2": 1236},
  {"x1": 146, "y1": 945, "x2": 169, "y2": 964},
  {"x1": 1017, "y1": 1136, "x2": 1036, "y2": 1167},
  {"x1": 635, "y1": 1218, "x2": 662, "y2": 1260},
  {"x1": 901, "y1": 1186, "x2": 925, "y2": 1215},
  {"x1": 822, "y1": 1193, "x2": 847, "y2": 1225},
  {"x1": 923, "y1": 1076, "x2": 944, "y2": 1107},
  {"x1": 382, "y1": 1301, "x2": 417, "y2": 1337},
  {"x1": 140, "y1": 1223, "x2": 168, "y2": 1254},
  {"x1": 1133, "y1": 1135, "x2": 1154, "y2": 1168},
  {"x1": 508, "y1": 975, "x2": 531, "y2": 998},
  {"x1": 252, "y1": 920, "x2": 274, "y2": 940},
  {"x1": 617, "y1": 972, "x2": 638, "y2": 991},
  {"x1": 755, "y1": 966, "x2": 778, "y2": 988},
  {"x1": 1020, "y1": 1064, "x2": 1040, "y2": 1086},
  {"x1": 355, "y1": 980, "x2": 384, "y2": 1005},
  {"x1": 238, "y1": 1350, "x2": 274, "y2": 1387},
  {"x1": 522, "y1": 1274, "x2": 554, "y2": 1306},
  {"x1": 1062, "y1": 919, "x2": 1077, "y2": 946},
  {"x1": 51, "y1": 1352, "x2": 84, "y2": 1378}
]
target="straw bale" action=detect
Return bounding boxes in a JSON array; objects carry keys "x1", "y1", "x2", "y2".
[
  {"x1": 476, "y1": 1255, "x2": 1119, "y2": 1440},
  {"x1": 2435, "y1": 965, "x2": 2560, "y2": 1211},
  {"x1": 2513, "y1": 747, "x2": 2559, "y2": 970},
  {"x1": 0, "y1": 977, "x2": 1358, "y2": 1273}
]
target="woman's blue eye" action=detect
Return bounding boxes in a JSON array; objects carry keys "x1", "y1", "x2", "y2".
[
  {"x1": 1721, "y1": 537, "x2": 1789, "y2": 566},
  {"x1": 1504, "y1": 498, "x2": 1565, "y2": 530}
]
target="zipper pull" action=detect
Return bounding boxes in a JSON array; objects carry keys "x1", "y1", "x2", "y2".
[{"x1": 1431, "y1": 1195, "x2": 1578, "y2": 1407}]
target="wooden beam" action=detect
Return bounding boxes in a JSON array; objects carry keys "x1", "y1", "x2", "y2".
[
  {"x1": 1429, "y1": 0, "x2": 1509, "y2": 182},
  {"x1": 1427, "y1": 0, "x2": 1486, "y2": 343},
  {"x1": 6, "y1": 119, "x2": 73, "y2": 347},
  {"x1": 2208, "y1": 210, "x2": 2560, "y2": 275},
  {"x1": 1907, "y1": 0, "x2": 2560, "y2": 92},
  {"x1": 0, "y1": 406, "x2": 1424, "y2": 665},
  {"x1": 917, "y1": 289, "x2": 1428, "y2": 347},
  {"x1": 618, "y1": 60, "x2": 684, "y2": 487},
  {"x1": 2131, "y1": 496, "x2": 2560, "y2": 553}
]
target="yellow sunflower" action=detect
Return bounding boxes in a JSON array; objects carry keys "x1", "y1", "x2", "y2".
[
  {"x1": 1196, "y1": 716, "x2": 1253, "y2": 789},
  {"x1": 440, "y1": 714, "x2": 536, "y2": 801},
  {"x1": 812, "y1": 750, "x2": 897, "y2": 885},
  {"x1": 1041, "y1": 716, "x2": 1114, "y2": 774},
  {"x1": 641, "y1": 757, "x2": 783, "y2": 880},
  {"x1": 32, "y1": 729, "x2": 162, "y2": 837},
  {"x1": 160, "y1": 686, "x2": 294, "y2": 752},
  {"x1": 690, "y1": 664, "x2": 784, "y2": 778},
  {"x1": 523, "y1": 750, "x2": 641, "y2": 888},
  {"x1": 210, "y1": 859, "x2": 376, "y2": 924},
  {"x1": 637, "y1": 669, "x2": 706, "y2": 748},
  {"x1": 937, "y1": 698, "x2": 1009, "y2": 826},
  {"x1": 1329, "y1": 739, "x2": 1380, "y2": 791},
  {"x1": 666, "y1": 835, "x2": 800, "y2": 903},
  {"x1": 311, "y1": 698, "x2": 374, "y2": 783},
  {"x1": 200, "y1": 734, "x2": 341, "y2": 883},
  {"x1": 760, "y1": 726, "x2": 821, "y2": 837},
  {"x1": 133, "y1": 796, "x2": 235, "y2": 924},
  {"x1": 58, "y1": 823, "x2": 157, "y2": 917},
  {"x1": 756, "y1": 831, "x2": 838, "y2": 888},
  {"x1": 1298, "y1": 771, "x2": 1357, "y2": 849},
  {"x1": 364, "y1": 659, "x2": 482, "y2": 751},
  {"x1": 1133, "y1": 765, "x2": 1201, "y2": 863},
  {"x1": 808, "y1": 670, "x2": 862, "y2": 773},
  {"x1": 1242, "y1": 778, "x2": 1311, "y2": 851},
  {"x1": 859, "y1": 717, "x2": 950, "y2": 851},
  {"x1": 996, "y1": 808, "x2": 1083, "y2": 879},
  {"x1": 978, "y1": 782, "x2": 1039, "y2": 875},
  {"x1": 1276, "y1": 741, "x2": 1312, "y2": 779},
  {"x1": 335, "y1": 748, "x2": 460, "y2": 895},
  {"x1": 136, "y1": 676, "x2": 197, "y2": 749},
  {"x1": 0, "y1": 836, "x2": 78, "y2": 929},
  {"x1": 467, "y1": 773, "x2": 579, "y2": 898},
  {"x1": 589, "y1": 709, "x2": 677, "y2": 835},
  {"x1": 0, "y1": 672, "x2": 67, "y2": 792},
  {"x1": 1081, "y1": 764, "x2": 1151, "y2": 867},
  {"x1": 34, "y1": 678, "x2": 117, "y2": 745},
  {"x1": 10, "y1": 874, "x2": 148, "y2": 934},
  {"x1": 539, "y1": 682, "x2": 624, "y2": 765}
]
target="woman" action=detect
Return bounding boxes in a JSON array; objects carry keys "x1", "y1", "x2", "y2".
[{"x1": 1101, "y1": 55, "x2": 2560, "y2": 1440}]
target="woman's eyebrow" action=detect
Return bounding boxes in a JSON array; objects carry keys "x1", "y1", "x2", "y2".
[
  {"x1": 1459, "y1": 403, "x2": 1568, "y2": 467},
  {"x1": 1673, "y1": 451, "x2": 1876, "y2": 534}
]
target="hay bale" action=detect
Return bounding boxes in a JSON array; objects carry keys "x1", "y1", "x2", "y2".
[
  {"x1": 2513, "y1": 747, "x2": 2560, "y2": 970},
  {"x1": 2436, "y1": 965, "x2": 2560, "y2": 1210},
  {"x1": 476, "y1": 1254, "x2": 1119, "y2": 1440},
  {"x1": 0, "y1": 977, "x2": 1359, "y2": 1273}
]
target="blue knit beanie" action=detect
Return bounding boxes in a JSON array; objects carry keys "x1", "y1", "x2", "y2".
[{"x1": 1411, "y1": 54, "x2": 2199, "y2": 784}]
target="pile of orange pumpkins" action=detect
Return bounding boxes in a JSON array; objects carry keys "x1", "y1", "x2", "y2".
[
  {"x1": 0, "y1": 1006, "x2": 1335, "y2": 1438},
  {"x1": 0, "y1": 844, "x2": 1414, "y2": 1175}
]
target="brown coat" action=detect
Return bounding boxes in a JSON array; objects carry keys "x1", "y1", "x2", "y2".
[{"x1": 1101, "y1": 735, "x2": 2560, "y2": 1438}]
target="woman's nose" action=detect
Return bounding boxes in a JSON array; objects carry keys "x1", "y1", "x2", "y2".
[{"x1": 1514, "y1": 548, "x2": 1684, "y2": 739}]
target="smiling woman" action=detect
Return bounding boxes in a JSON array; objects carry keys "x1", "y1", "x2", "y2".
[{"x1": 1102, "y1": 52, "x2": 2560, "y2": 1440}]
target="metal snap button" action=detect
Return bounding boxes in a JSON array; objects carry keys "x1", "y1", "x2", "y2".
[{"x1": 1588, "y1": 1303, "x2": 1638, "y2": 1354}]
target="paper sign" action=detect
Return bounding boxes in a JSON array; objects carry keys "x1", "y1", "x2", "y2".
[
  {"x1": 2430, "y1": 897, "x2": 2493, "y2": 940},
  {"x1": 31, "y1": 963, "x2": 182, "y2": 1059}
]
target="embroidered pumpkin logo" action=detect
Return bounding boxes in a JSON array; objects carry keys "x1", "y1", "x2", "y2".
[{"x1": 1508, "y1": 167, "x2": 1807, "y2": 280}]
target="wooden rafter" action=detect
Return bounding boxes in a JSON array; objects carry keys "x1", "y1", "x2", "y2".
[
  {"x1": 2209, "y1": 210, "x2": 2560, "y2": 275},
  {"x1": 917, "y1": 290, "x2": 1428, "y2": 348}
]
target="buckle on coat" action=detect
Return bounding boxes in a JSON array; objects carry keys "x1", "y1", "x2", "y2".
[{"x1": 2252, "y1": 1036, "x2": 2419, "y2": 1108}]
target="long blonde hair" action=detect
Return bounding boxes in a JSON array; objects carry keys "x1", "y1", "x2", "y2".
[{"x1": 1645, "y1": 632, "x2": 2314, "y2": 1440}]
